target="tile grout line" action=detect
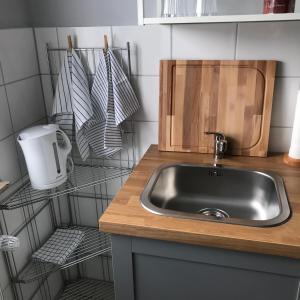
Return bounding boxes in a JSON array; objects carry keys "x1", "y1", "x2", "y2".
[
  {"x1": 0, "y1": 61, "x2": 15, "y2": 143},
  {"x1": 0, "y1": 61, "x2": 23, "y2": 180},
  {"x1": 1, "y1": 74, "x2": 40, "y2": 87}
]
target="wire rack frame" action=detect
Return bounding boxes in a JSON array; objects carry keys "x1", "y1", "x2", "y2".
[
  {"x1": 0, "y1": 42, "x2": 137, "y2": 211},
  {"x1": 57, "y1": 278, "x2": 114, "y2": 300},
  {"x1": 14, "y1": 226, "x2": 111, "y2": 284},
  {"x1": 0, "y1": 43, "x2": 137, "y2": 300}
]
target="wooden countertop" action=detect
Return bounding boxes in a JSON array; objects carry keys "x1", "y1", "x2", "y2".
[{"x1": 99, "y1": 145, "x2": 300, "y2": 259}]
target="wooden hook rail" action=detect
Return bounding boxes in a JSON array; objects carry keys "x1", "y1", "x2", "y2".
[
  {"x1": 67, "y1": 35, "x2": 73, "y2": 50},
  {"x1": 0, "y1": 181, "x2": 9, "y2": 193},
  {"x1": 104, "y1": 35, "x2": 109, "y2": 53}
]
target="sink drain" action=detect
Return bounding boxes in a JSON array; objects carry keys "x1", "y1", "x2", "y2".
[{"x1": 197, "y1": 208, "x2": 229, "y2": 220}]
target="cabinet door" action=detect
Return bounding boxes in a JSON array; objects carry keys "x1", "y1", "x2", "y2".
[{"x1": 134, "y1": 254, "x2": 300, "y2": 300}]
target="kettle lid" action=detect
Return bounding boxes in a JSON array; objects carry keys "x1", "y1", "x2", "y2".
[{"x1": 18, "y1": 124, "x2": 59, "y2": 141}]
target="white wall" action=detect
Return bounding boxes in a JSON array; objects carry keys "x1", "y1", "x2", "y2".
[
  {"x1": 0, "y1": 0, "x2": 31, "y2": 29},
  {"x1": 36, "y1": 22, "x2": 300, "y2": 158},
  {"x1": 0, "y1": 28, "x2": 47, "y2": 299},
  {"x1": 28, "y1": 0, "x2": 137, "y2": 27}
]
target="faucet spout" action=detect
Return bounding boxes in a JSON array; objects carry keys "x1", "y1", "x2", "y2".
[{"x1": 205, "y1": 132, "x2": 228, "y2": 164}]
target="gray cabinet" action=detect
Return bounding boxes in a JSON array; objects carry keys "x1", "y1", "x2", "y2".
[{"x1": 111, "y1": 235, "x2": 300, "y2": 300}]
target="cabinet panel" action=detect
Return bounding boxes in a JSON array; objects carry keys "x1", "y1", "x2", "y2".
[{"x1": 134, "y1": 254, "x2": 299, "y2": 300}]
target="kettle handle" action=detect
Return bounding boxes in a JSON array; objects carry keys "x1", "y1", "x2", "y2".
[{"x1": 56, "y1": 129, "x2": 72, "y2": 157}]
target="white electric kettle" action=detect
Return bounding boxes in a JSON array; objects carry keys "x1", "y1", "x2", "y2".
[{"x1": 18, "y1": 124, "x2": 72, "y2": 190}]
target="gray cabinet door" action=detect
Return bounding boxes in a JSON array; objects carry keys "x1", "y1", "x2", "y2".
[
  {"x1": 112, "y1": 235, "x2": 300, "y2": 300},
  {"x1": 134, "y1": 254, "x2": 299, "y2": 300}
]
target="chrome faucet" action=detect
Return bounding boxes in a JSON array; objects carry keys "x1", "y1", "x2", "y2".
[{"x1": 205, "y1": 132, "x2": 228, "y2": 166}]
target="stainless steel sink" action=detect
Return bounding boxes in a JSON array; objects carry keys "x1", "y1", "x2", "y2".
[{"x1": 141, "y1": 164, "x2": 290, "y2": 227}]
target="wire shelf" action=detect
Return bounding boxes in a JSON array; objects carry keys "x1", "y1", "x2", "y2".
[
  {"x1": 15, "y1": 226, "x2": 111, "y2": 283},
  {"x1": 58, "y1": 279, "x2": 114, "y2": 300},
  {"x1": 0, "y1": 163, "x2": 132, "y2": 210}
]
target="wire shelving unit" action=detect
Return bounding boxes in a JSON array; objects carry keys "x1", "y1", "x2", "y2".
[
  {"x1": 0, "y1": 42, "x2": 135, "y2": 300},
  {"x1": 0, "y1": 164, "x2": 132, "y2": 210},
  {"x1": 15, "y1": 226, "x2": 111, "y2": 283},
  {"x1": 58, "y1": 278, "x2": 114, "y2": 300}
]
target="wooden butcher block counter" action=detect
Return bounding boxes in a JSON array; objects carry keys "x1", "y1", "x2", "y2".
[{"x1": 99, "y1": 145, "x2": 300, "y2": 259}]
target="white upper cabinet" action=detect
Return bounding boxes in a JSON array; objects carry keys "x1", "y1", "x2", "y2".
[{"x1": 137, "y1": 0, "x2": 300, "y2": 25}]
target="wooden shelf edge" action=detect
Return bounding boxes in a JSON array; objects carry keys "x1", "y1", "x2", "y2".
[{"x1": 143, "y1": 13, "x2": 300, "y2": 25}]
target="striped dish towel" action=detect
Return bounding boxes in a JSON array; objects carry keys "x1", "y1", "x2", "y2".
[
  {"x1": 32, "y1": 229, "x2": 85, "y2": 265},
  {"x1": 89, "y1": 49, "x2": 139, "y2": 156},
  {"x1": 52, "y1": 50, "x2": 93, "y2": 161}
]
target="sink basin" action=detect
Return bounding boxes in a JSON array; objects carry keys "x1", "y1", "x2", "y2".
[{"x1": 141, "y1": 164, "x2": 290, "y2": 227}]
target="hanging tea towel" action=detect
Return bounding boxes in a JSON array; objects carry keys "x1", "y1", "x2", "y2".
[
  {"x1": 52, "y1": 50, "x2": 93, "y2": 161},
  {"x1": 88, "y1": 49, "x2": 139, "y2": 156},
  {"x1": 32, "y1": 228, "x2": 85, "y2": 265}
]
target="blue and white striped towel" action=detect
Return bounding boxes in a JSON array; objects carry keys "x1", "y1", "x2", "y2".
[
  {"x1": 89, "y1": 49, "x2": 139, "y2": 156},
  {"x1": 52, "y1": 50, "x2": 93, "y2": 160}
]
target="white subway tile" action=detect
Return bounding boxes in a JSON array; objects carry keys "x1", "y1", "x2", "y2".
[
  {"x1": 57, "y1": 27, "x2": 112, "y2": 75},
  {"x1": 132, "y1": 76, "x2": 159, "y2": 122},
  {"x1": 295, "y1": 0, "x2": 300, "y2": 12},
  {"x1": 2, "y1": 286, "x2": 14, "y2": 300},
  {"x1": 12, "y1": 229, "x2": 34, "y2": 274},
  {"x1": 0, "y1": 86, "x2": 13, "y2": 140},
  {"x1": 172, "y1": 23, "x2": 237, "y2": 60},
  {"x1": 135, "y1": 121, "x2": 158, "y2": 161},
  {"x1": 34, "y1": 28, "x2": 59, "y2": 74},
  {"x1": 269, "y1": 127, "x2": 292, "y2": 153},
  {"x1": 0, "y1": 62, "x2": 4, "y2": 85},
  {"x1": 41, "y1": 75, "x2": 54, "y2": 117},
  {"x1": 271, "y1": 78, "x2": 300, "y2": 128},
  {"x1": 1, "y1": 208, "x2": 25, "y2": 235},
  {"x1": 57, "y1": 27, "x2": 112, "y2": 48},
  {"x1": 0, "y1": 253, "x2": 10, "y2": 289},
  {"x1": 0, "y1": 136, "x2": 21, "y2": 183},
  {"x1": 6, "y1": 76, "x2": 45, "y2": 132},
  {"x1": 0, "y1": 28, "x2": 39, "y2": 83},
  {"x1": 237, "y1": 21, "x2": 300, "y2": 77},
  {"x1": 112, "y1": 25, "x2": 171, "y2": 76}
]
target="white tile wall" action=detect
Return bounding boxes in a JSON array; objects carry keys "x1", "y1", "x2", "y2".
[
  {"x1": 34, "y1": 23, "x2": 300, "y2": 159},
  {"x1": 0, "y1": 86, "x2": 13, "y2": 140},
  {"x1": 0, "y1": 254, "x2": 10, "y2": 290},
  {"x1": 57, "y1": 27, "x2": 112, "y2": 48},
  {"x1": 40, "y1": 75, "x2": 53, "y2": 116},
  {"x1": 34, "y1": 27, "x2": 59, "y2": 74},
  {"x1": 0, "y1": 28, "x2": 39, "y2": 83},
  {"x1": 132, "y1": 76, "x2": 159, "y2": 122},
  {"x1": 0, "y1": 27, "x2": 47, "y2": 300},
  {"x1": 112, "y1": 25, "x2": 171, "y2": 76},
  {"x1": 236, "y1": 22, "x2": 300, "y2": 77},
  {"x1": 271, "y1": 78, "x2": 300, "y2": 128},
  {"x1": 6, "y1": 76, "x2": 45, "y2": 131},
  {"x1": 172, "y1": 23, "x2": 237, "y2": 59},
  {"x1": 135, "y1": 121, "x2": 159, "y2": 160},
  {"x1": 269, "y1": 127, "x2": 293, "y2": 153},
  {"x1": 0, "y1": 136, "x2": 21, "y2": 183}
]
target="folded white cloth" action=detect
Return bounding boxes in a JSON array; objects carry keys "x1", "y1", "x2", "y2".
[
  {"x1": 32, "y1": 229, "x2": 85, "y2": 265},
  {"x1": 52, "y1": 50, "x2": 93, "y2": 161},
  {"x1": 89, "y1": 49, "x2": 139, "y2": 156}
]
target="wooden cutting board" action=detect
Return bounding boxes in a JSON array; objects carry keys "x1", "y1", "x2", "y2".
[{"x1": 159, "y1": 60, "x2": 277, "y2": 157}]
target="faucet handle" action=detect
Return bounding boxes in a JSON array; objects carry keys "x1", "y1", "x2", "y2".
[{"x1": 205, "y1": 132, "x2": 226, "y2": 141}]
